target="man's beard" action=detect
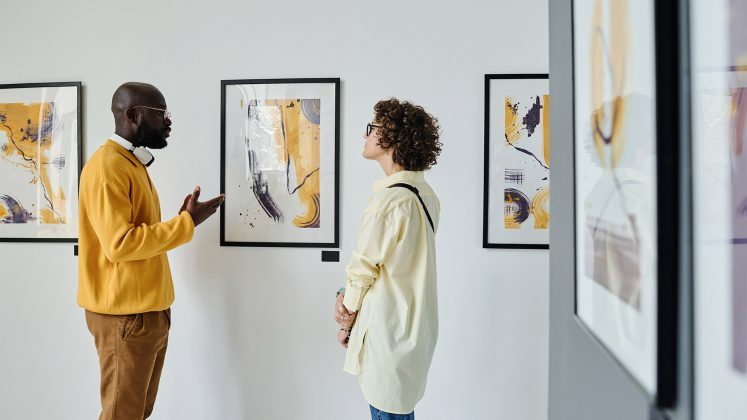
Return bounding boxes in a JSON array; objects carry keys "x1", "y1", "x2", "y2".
[{"x1": 134, "y1": 119, "x2": 168, "y2": 149}]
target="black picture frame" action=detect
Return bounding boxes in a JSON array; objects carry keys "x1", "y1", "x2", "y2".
[
  {"x1": 0, "y1": 81, "x2": 83, "y2": 243},
  {"x1": 220, "y1": 78, "x2": 340, "y2": 248},
  {"x1": 483, "y1": 73, "x2": 551, "y2": 249},
  {"x1": 569, "y1": 0, "x2": 679, "y2": 408}
]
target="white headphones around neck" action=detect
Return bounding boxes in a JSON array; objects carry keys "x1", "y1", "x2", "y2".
[{"x1": 129, "y1": 146, "x2": 155, "y2": 167}]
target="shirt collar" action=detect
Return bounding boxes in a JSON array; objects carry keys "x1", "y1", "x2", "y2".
[
  {"x1": 373, "y1": 170, "x2": 425, "y2": 192},
  {"x1": 106, "y1": 134, "x2": 141, "y2": 167},
  {"x1": 109, "y1": 133, "x2": 134, "y2": 151}
]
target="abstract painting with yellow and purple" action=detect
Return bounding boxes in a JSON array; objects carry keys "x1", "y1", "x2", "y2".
[
  {"x1": 573, "y1": 0, "x2": 658, "y2": 394},
  {"x1": 484, "y1": 75, "x2": 549, "y2": 248},
  {"x1": 0, "y1": 84, "x2": 80, "y2": 241},
  {"x1": 244, "y1": 98, "x2": 321, "y2": 229},
  {"x1": 222, "y1": 80, "x2": 339, "y2": 247}
]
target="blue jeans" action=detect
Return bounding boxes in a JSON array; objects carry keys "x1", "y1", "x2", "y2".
[{"x1": 370, "y1": 405, "x2": 414, "y2": 420}]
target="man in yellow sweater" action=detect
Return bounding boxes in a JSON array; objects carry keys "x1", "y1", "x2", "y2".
[{"x1": 78, "y1": 82, "x2": 224, "y2": 420}]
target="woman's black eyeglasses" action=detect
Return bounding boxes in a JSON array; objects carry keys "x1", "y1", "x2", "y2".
[{"x1": 366, "y1": 123, "x2": 383, "y2": 136}]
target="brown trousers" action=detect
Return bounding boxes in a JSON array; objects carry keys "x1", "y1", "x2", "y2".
[{"x1": 85, "y1": 309, "x2": 170, "y2": 420}]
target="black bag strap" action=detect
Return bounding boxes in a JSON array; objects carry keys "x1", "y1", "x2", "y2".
[{"x1": 388, "y1": 183, "x2": 435, "y2": 232}]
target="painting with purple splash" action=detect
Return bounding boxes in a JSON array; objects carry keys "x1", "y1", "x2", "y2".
[
  {"x1": 221, "y1": 79, "x2": 339, "y2": 247},
  {"x1": 483, "y1": 74, "x2": 550, "y2": 249},
  {"x1": 0, "y1": 82, "x2": 81, "y2": 242}
]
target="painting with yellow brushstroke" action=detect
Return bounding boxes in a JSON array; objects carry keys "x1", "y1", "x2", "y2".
[
  {"x1": 0, "y1": 83, "x2": 80, "y2": 241},
  {"x1": 578, "y1": 0, "x2": 657, "y2": 312},
  {"x1": 245, "y1": 99, "x2": 321, "y2": 228},
  {"x1": 221, "y1": 80, "x2": 339, "y2": 247},
  {"x1": 484, "y1": 75, "x2": 549, "y2": 248},
  {"x1": 572, "y1": 0, "x2": 659, "y2": 395}
]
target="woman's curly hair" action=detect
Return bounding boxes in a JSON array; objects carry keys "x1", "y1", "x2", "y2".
[{"x1": 373, "y1": 98, "x2": 442, "y2": 171}]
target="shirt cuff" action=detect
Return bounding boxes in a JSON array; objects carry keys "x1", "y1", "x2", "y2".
[
  {"x1": 180, "y1": 209, "x2": 195, "y2": 227},
  {"x1": 342, "y1": 283, "x2": 366, "y2": 313}
]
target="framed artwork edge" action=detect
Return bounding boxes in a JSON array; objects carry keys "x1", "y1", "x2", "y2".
[
  {"x1": 568, "y1": 0, "x2": 680, "y2": 408},
  {"x1": 482, "y1": 73, "x2": 551, "y2": 249},
  {"x1": 220, "y1": 240, "x2": 340, "y2": 248},
  {"x1": 0, "y1": 81, "x2": 83, "y2": 243},
  {"x1": 0, "y1": 237, "x2": 79, "y2": 243},
  {"x1": 483, "y1": 242, "x2": 550, "y2": 250},
  {"x1": 219, "y1": 78, "x2": 341, "y2": 248}
]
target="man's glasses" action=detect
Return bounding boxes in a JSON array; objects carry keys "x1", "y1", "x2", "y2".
[
  {"x1": 366, "y1": 123, "x2": 382, "y2": 136},
  {"x1": 133, "y1": 105, "x2": 172, "y2": 121}
]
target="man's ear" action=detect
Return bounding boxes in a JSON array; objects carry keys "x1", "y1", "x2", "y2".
[{"x1": 125, "y1": 108, "x2": 140, "y2": 126}]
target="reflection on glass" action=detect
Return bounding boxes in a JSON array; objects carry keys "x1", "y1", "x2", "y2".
[
  {"x1": 692, "y1": 0, "x2": 747, "y2": 417},
  {"x1": 730, "y1": 0, "x2": 747, "y2": 374},
  {"x1": 584, "y1": 95, "x2": 655, "y2": 311},
  {"x1": 574, "y1": 0, "x2": 658, "y2": 394}
]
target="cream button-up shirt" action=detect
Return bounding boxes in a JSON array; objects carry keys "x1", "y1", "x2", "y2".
[{"x1": 343, "y1": 170, "x2": 440, "y2": 414}]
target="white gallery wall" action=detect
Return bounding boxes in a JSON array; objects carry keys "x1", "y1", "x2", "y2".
[{"x1": 0, "y1": 1, "x2": 549, "y2": 419}]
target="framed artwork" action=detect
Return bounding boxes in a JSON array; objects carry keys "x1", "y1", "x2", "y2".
[
  {"x1": 572, "y1": 0, "x2": 677, "y2": 406},
  {"x1": 0, "y1": 82, "x2": 82, "y2": 242},
  {"x1": 220, "y1": 78, "x2": 340, "y2": 247},
  {"x1": 483, "y1": 74, "x2": 550, "y2": 249},
  {"x1": 691, "y1": 0, "x2": 747, "y2": 418}
]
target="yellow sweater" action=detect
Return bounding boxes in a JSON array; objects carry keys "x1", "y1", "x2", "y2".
[{"x1": 77, "y1": 140, "x2": 194, "y2": 315}]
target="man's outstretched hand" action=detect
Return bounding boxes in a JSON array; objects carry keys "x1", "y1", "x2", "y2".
[{"x1": 180, "y1": 186, "x2": 224, "y2": 227}]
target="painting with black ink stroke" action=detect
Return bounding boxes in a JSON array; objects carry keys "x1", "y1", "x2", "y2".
[
  {"x1": 0, "y1": 82, "x2": 81, "y2": 242},
  {"x1": 484, "y1": 74, "x2": 550, "y2": 248},
  {"x1": 221, "y1": 79, "x2": 339, "y2": 247}
]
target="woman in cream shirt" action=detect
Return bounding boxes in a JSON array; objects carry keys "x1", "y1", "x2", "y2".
[{"x1": 334, "y1": 98, "x2": 442, "y2": 420}]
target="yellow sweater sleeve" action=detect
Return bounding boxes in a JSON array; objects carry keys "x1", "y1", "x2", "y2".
[{"x1": 86, "y1": 177, "x2": 195, "y2": 264}]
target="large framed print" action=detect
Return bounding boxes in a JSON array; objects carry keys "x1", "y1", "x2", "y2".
[
  {"x1": 483, "y1": 74, "x2": 550, "y2": 249},
  {"x1": 691, "y1": 0, "x2": 747, "y2": 418},
  {"x1": 220, "y1": 78, "x2": 339, "y2": 247},
  {"x1": 572, "y1": 0, "x2": 677, "y2": 406},
  {"x1": 0, "y1": 82, "x2": 82, "y2": 242}
]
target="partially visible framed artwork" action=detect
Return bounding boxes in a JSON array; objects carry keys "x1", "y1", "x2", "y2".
[
  {"x1": 691, "y1": 0, "x2": 747, "y2": 418},
  {"x1": 0, "y1": 82, "x2": 82, "y2": 242},
  {"x1": 483, "y1": 74, "x2": 550, "y2": 249},
  {"x1": 572, "y1": 0, "x2": 678, "y2": 407},
  {"x1": 220, "y1": 78, "x2": 340, "y2": 247}
]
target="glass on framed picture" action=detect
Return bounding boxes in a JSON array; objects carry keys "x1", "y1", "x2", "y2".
[
  {"x1": 220, "y1": 78, "x2": 339, "y2": 248},
  {"x1": 0, "y1": 82, "x2": 82, "y2": 242},
  {"x1": 483, "y1": 74, "x2": 550, "y2": 249}
]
